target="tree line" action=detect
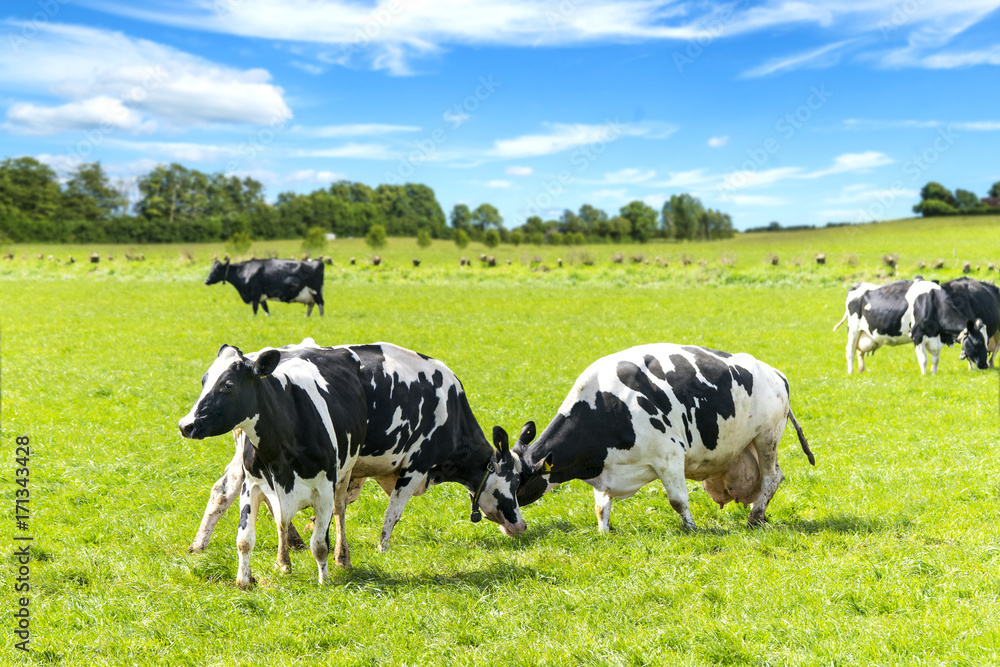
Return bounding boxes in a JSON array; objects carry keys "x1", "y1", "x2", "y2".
[
  {"x1": 913, "y1": 181, "x2": 1000, "y2": 217},
  {"x1": 0, "y1": 157, "x2": 733, "y2": 245}
]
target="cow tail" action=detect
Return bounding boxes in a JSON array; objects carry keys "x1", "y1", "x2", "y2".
[
  {"x1": 788, "y1": 409, "x2": 815, "y2": 466},
  {"x1": 832, "y1": 312, "x2": 848, "y2": 332}
]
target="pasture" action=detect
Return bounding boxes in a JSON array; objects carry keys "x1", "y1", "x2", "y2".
[{"x1": 2, "y1": 217, "x2": 1000, "y2": 665}]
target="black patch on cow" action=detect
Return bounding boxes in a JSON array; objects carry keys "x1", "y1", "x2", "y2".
[
  {"x1": 517, "y1": 390, "x2": 636, "y2": 504},
  {"x1": 858, "y1": 280, "x2": 912, "y2": 337},
  {"x1": 664, "y1": 349, "x2": 753, "y2": 451},
  {"x1": 910, "y1": 288, "x2": 968, "y2": 346},
  {"x1": 618, "y1": 360, "x2": 673, "y2": 423},
  {"x1": 239, "y1": 503, "x2": 251, "y2": 529},
  {"x1": 683, "y1": 345, "x2": 732, "y2": 359},
  {"x1": 943, "y1": 277, "x2": 1000, "y2": 340},
  {"x1": 649, "y1": 417, "x2": 667, "y2": 433}
]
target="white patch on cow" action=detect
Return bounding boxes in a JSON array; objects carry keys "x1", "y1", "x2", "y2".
[
  {"x1": 271, "y1": 357, "x2": 340, "y2": 449},
  {"x1": 290, "y1": 286, "x2": 317, "y2": 304},
  {"x1": 237, "y1": 414, "x2": 260, "y2": 445},
  {"x1": 180, "y1": 347, "x2": 242, "y2": 426}
]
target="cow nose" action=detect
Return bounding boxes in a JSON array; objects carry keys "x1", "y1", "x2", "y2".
[{"x1": 179, "y1": 420, "x2": 195, "y2": 439}]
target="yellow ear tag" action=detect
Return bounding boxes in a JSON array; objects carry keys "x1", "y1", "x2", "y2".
[{"x1": 544, "y1": 462, "x2": 553, "y2": 472}]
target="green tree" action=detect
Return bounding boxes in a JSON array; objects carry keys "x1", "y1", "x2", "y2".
[
  {"x1": 471, "y1": 203, "x2": 503, "y2": 231},
  {"x1": 366, "y1": 223, "x2": 387, "y2": 249},
  {"x1": 918, "y1": 182, "x2": 958, "y2": 208},
  {"x1": 454, "y1": 228, "x2": 470, "y2": 248},
  {"x1": 914, "y1": 199, "x2": 957, "y2": 217},
  {"x1": 450, "y1": 204, "x2": 472, "y2": 231},
  {"x1": 417, "y1": 228, "x2": 432, "y2": 248},
  {"x1": 578, "y1": 204, "x2": 607, "y2": 236},
  {"x1": 664, "y1": 194, "x2": 704, "y2": 240},
  {"x1": 483, "y1": 228, "x2": 500, "y2": 248},
  {"x1": 955, "y1": 189, "x2": 980, "y2": 210},
  {"x1": 302, "y1": 226, "x2": 327, "y2": 253},
  {"x1": 989, "y1": 182, "x2": 1000, "y2": 198},
  {"x1": 62, "y1": 162, "x2": 126, "y2": 221},
  {"x1": 619, "y1": 201, "x2": 658, "y2": 242},
  {"x1": 608, "y1": 216, "x2": 632, "y2": 242},
  {"x1": 509, "y1": 230, "x2": 523, "y2": 246}
]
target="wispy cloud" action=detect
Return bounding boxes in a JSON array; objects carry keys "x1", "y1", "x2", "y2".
[
  {"x1": 721, "y1": 194, "x2": 790, "y2": 206},
  {"x1": 602, "y1": 168, "x2": 656, "y2": 184},
  {"x1": 284, "y1": 169, "x2": 345, "y2": 184},
  {"x1": 485, "y1": 179, "x2": 512, "y2": 188},
  {"x1": 4, "y1": 96, "x2": 155, "y2": 135},
  {"x1": 288, "y1": 143, "x2": 397, "y2": 160},
  {"x1": 506, "y1": 165, "x2": 533, "y2": 176},
  {"x1": 707, "y1": 135, "x2": 729, "y2": 148},
  {"x1": 843, "y1": 118, "x2": 1000, "y2": 131},
  {"x1": 740, "y1": 38, "x2": 859, "y2": 78},
  {"x1": 295, "y1": 123, "x2": 422, "y2": 137},
  {"x1": 488, "y1": 121, "x2": 671, "y2": 158}
]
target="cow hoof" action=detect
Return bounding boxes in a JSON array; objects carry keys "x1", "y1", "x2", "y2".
[
  {"x1": 237, "y1": 574, "x2": 257, "y2": 590},
  {"x1": 376, "y1": 541, "x2": 390, "y2": 553},
  {"x1": 277, "y1": 561, "x2": 291, "y2": 574},
  {"x1": 747, "y1": 514, "x2": 769, "y2": 527}
]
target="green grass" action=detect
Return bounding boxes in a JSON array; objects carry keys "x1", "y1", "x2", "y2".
[{"x1": 2, "y1": 217, "x2": 1000, "y2": 665}]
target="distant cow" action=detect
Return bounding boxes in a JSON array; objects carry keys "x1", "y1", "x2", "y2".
[
  {"x1": 205, "y1": 258, "x2": 325, "y2": 316},
  {"x1": 843, "y1": 279, "x2": 984, "y2": 374},
  {"x1": 942, "y1": 277, "x2": 1000, "y2": 369},
  {"x1": 188, "y1": 341, "x2": 526, "y2": 569},
  {"x1": 504, "y1": 344, "x2": 814, "y2": 532},
  {"x1": 179, "y1": 344, "x2": 367, "y2": 587}
]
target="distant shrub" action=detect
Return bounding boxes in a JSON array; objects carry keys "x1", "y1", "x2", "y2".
[
  {"x1": 416, "y1": 229, "x2": 432, "y2": 248},
  {"x1": 483, "y1": 228, "x2": 501, "y2": 248},
  {"x1": 454, "y1": 229, "x2": 470, "y2": 249},
  {"x1": 301, "y1": 226, "x2": 327, "y2": 253},
  {"x1": 366, "y1": 224, "x2": 387, "y2": 250}
]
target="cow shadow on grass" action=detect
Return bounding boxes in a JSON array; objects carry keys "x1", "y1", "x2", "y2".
[
  {"x1": 778, "y1": 512, "x2": 911, "y2": 535},
  {"x1": 337, "y1": 561, "x2": 555, "y2": 592}
]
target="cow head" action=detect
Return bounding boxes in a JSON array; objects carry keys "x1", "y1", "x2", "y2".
[
  {"x1": 959, "y1": 318, "x2": 990, "y2": 370},
  {"x1": 504, "y1": 421, "x2": 555, "y2": 507},
  {"x1": 470, "y1": 427, "x2": 527, "y2": 537},
  {"x1": 204, "y1": 259, "x2": 230, "y2": 285},
  {"x1": 178, "y1": 344, "x2": 281, "y2": 439}
]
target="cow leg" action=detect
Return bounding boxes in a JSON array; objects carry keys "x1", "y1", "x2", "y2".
[
  {"x1": 235, "y1": 482, "x2": 263, "y2": 589},
  {"x1": 316, "y1": 293, "x2": 324, "y2": 317},
  {"x1": 346, "y1": 477, "x2": 367, "y2": 504},
  {"x1": 260, "y1": 301, "x2": 270, "y2": 316},
  {"x1": 189, "y1": 445, "x2": 244, "y2": 552},
  {"x1": 309, "y1": 488, "x2": 335, "y2": 585},
  {"x1": 748, "y1": 434, "x2": 785, "y2": 527},
  {"x1": 846, "y1": 325, "x2": 861, "y2": 373},
  {"x1": 306, "y1": 303, "x2": 314, "y2": 317},
  {"x1": 263, "y1": 496, "x2": 295, "y2": 574},
  {"x1": 377, "y1": 473, "x2": 427, "y2": 552},
  {"x1": 331, "y1": 474, "x2": 352, "y2": 570},
  {"x1": 989, "y1": 334, "x2": 998, "y2": 367},
  {"x1": 656, "y1": 458, "x2": 697, "y2": 530},
  {"x1": 594, "y1": 489, "x2": 613, "y2": 533}
]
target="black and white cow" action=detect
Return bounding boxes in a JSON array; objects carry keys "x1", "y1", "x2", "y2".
[
  {"x1": 842, "y1": 278, "x2": 984, "y2": 374},
  {"x1": 188, "y1": 340, "x2": 526, "y2": 568},
  {"x1": 504, "y1": 344, "x2": 815, "y2": 532},
  {"x1": 205, "y1": 258, "x2": 325, "y2": 316},
  {"x1": 942, "y1": 277, "x2": 1000, "y2": 369},
  {"x1": 179, "y1": 344, "x2": 367, "y2": 587},
  {"x1": 832, "y1": 281, "x2": 878, "y2": 334}
]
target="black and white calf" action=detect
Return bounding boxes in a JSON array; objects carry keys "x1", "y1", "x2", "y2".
[
  {"x1": 842, "y1": 278, "x2": 984, "y2": 374},
  {"x1": 942, "y1": 277, "x2": 999, "y2": 369},
  {"x1": 179, "y1": 344, "x2": 366, "y2": 587},
  {"x1": 205, "y1": 258, "x2": 325, "y2": 316},
  {"x1": 506, "y1": 344, "x2": 815, "y2": 532},
  {"x1": 189, "y1": 341, "x2": 526, "y2": 566}
]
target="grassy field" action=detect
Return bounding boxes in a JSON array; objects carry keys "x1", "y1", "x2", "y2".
[{"x1": 2, "y1": 217, "x2": 1000, "y2": 665}]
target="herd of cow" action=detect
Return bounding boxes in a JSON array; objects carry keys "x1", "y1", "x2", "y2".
[{"x1": 182, "y1": 259, "x2": 996, "y2": 587}]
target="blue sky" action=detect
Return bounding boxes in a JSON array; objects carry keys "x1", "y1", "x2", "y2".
[{"x1": 2, "y1": 0, "x2": 999, "y2": 230}]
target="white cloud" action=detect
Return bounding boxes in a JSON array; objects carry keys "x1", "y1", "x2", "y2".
[
  {"x1": 506, "y1": 165, "x2": 533, "y2": 176},
  {"x1": 592, "y1": 188, "x2": 629, "y2": 202},
  {"x1": 489, "y1": 122, "x2": 665, "y2": 158},
  {"x1": 844, "y1": 119, "x2": 1000, "y2": 131},
  {"x1": 285, "y1": 169, "x2": 346, "y2": 184},
  {"x1": 4, "y1": 96, "x2": 155, "y2": 135},
  {"x1": 707, "y1": 136, "x2": 729, "y2": 148},
  {"x1": 603, "y1": 168, "x2": 656, "y2": 184},
  {"x1": 486, "y1": 179, "x2": 512, "y2": 188},
  {"x1": 296, "y1": 123, "x2": 422, "y2": 137},
  {"x1": 824, "y1": 185, "x2": 919, "y2": 204},
  {"x1": 82, "y1": 1, "x2": 1000, "y2": 75},
  {"x1": 107, "y1": 140, "x2": 241, "y2": 162},
  {"x1": 720, "y1": 194, "x2": 790, "y2": 206},
  {"x1": 289, "y1": 143, "x2": 397, "y2": 160},
  {"x1": 804, "y1": 151, "x2": 893, "y2": 178},
  {"x1": 290, "y1": 60, "x2": 325, "y2": 75},
  {"x1": 0, "y1": 21, "x2": 291, "y2": 130},
  {"x1": 740, "y1": 38, "x2": 859, "y2": 78},
  {"x1": 649, "y1": 169, "x2": 719, "y2": 188}
]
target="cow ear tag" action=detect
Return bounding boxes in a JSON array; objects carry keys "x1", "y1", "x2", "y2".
[{"x1": 544, "y1": 462, "x2": 553, "y2": 472}]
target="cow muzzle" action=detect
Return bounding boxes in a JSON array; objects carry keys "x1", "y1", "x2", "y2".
[{"x1": 178, "y1": 416, "x2": 202, "y2": 439}]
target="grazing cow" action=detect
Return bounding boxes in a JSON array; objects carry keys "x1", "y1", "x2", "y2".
[
  {"x1": 179, "y1": 344, "x2": 367, "y2": 587},
  {"x1": 941, "y1": 277, "x2": 1000, "y2": 369},
  {"x1": 505, "y1": 344, "x2": 815, "y2": 532},
  {"x1": 205, "y1": 258, "x2": 325, "y2": 316},
  {"x1": 188, "y1": 340, "x2": 526, "y2": 568},
  {"x1": 843, "y1": 279, "x2": 983, "y2": 374}
]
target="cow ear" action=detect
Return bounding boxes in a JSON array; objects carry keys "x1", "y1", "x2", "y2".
[
  {"x1": 254, "y1": 349, "x2": 281, "y2": 378},
  {"x1": 492, "y1": 426, "x2": 509, "y2": 454},
  {"x1": 533, "y1": 452, "x2": 554, "y2": 475},
  {"x1": 217, "y1": 344, "x2": 241, "y2": 359},
  {"x1": 514, "y1": 421, "x2": 536, "y2": 451}
]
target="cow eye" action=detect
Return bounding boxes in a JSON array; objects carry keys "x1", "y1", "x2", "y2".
[{"x1": 221, "y1": 380, "x2": 235, "y2": 393}]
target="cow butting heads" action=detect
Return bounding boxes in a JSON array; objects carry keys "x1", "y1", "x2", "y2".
[{"x1": 504, "y1": 344, "x2": 815, "y2": 533}]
